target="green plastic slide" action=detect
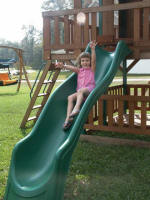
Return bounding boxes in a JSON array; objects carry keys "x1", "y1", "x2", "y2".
[{"x1": 4, "y1": 41, "x2": 131, "y2": 200}]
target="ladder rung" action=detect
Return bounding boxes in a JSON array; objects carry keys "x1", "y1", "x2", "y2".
[
  {"x1": 43, "y1": 80, "x2": 53, "y2": 84},
  {"x1": 28, "y1": 116, "x2": 37, "y2": 121},
  {"x1": 38, "y1": 93, "x2": 48, "y2": 97},
  {"x1": 32, "y1": 105, "x2": 43, "y2": 110}
]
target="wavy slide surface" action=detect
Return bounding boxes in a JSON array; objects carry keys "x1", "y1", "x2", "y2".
[{"x1": 4, "y1": 41, "x2": 131, "y2": 200}]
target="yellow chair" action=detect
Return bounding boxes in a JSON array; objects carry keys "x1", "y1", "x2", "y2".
[{"x1": 0, "y1": 73, "x2": 18, "y2": 86}]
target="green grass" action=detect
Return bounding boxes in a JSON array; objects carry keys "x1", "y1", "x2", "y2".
[
  {"x1": 26, "y1": 69, "x2": 72, "y2": 81},
  {"x1": 1, "y1": 77, "x2": 150, "y2": 200}
]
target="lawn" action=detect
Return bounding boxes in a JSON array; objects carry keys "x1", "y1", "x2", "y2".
[{"x1": 1, "y1": 75, "x2": 150, "y2": 200}]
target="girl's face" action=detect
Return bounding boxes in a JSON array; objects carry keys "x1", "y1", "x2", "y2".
[{"x1": 80, "y1": 57, "x2": 90, "y2": 68}]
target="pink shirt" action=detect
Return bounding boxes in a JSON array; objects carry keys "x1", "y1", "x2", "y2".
[{"x1": 77, "y1": 67, "x2": 95, "y2": 93}]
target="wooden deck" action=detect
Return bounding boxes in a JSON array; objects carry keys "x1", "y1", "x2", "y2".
[{"x1": 42, "y1": 0, "x2": 150, "y2": 60}]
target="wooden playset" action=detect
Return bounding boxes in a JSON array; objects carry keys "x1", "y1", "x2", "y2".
[
  {"x1": 0, "y1": 46, "x2": 31, "y2": 91},
  {"x1": 21, "y1": 0, "x2": 150, "y2": 135}
]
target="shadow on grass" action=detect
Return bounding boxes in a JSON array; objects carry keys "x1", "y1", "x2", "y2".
[{"x1": 0, "y1": 92, "x2": 18, "y2": 96}]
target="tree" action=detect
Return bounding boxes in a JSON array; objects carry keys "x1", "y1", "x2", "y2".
[
  {"x1": 41, "y1": 0, "x2": 73, "y2": 11},
  {"x1": 21, "y1": 25, "x2": 43, "y2": 68},
  {"x1": 0, "y1": 39, "x2": 20, "y2": 61}
]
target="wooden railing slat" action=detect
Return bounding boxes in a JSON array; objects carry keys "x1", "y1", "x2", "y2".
[
  {"x1": 91, "y1": 13, "x2": 97, "y2": 41},
  {"x1": 84, "y1": 13, "x2": 89, "y2": 45},
  {"x1": 129, "y1": 101, "x2": 134, "y2": 127},
  {"x1": 88, "y1": 109, "x2": 94, "y2": 125},
  {"x1": 141, "y1": 101, "x2": 147, "y2": 129},
  {"x1": 54, "y1": 16, "x2": 60, "y2": 45},
  {"x1": 64, "y1": 15, "x2": 70, "y2": 44},
  {"x1": 107, "y1": 100, "x2": 114, "y2": 126},
  {"x1": 98, "y1": 99, "x2": 103, "y2": 125},
  {"x1": 118, "y1": 100, "x2": 124, "y2": 127}
]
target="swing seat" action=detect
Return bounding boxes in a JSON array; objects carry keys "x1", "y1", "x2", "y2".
[{"x1": 0, "y1": 73, "x2": 18, "y2": 86}]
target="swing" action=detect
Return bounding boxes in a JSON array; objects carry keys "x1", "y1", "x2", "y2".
[
  {"x1": 0, "y1": 58, "x2": 18, "y2": 86},
  {"x1": 0, "y1": 72, "x2": 18, "y2": 86}
]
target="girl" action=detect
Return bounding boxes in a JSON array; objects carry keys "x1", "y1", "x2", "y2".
[{"x1": 56, "y1": 41, "x2": 97, "y2": 130}]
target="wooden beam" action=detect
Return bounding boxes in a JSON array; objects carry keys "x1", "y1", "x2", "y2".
[
  {"x1": 100, "y1": 94, "x2": 150, "y2": 101},
  {"x1": 42, "y1": 1, "x2": 150, "y2": 17},
  {"x1": 80, "y1": 135, "x2": 150, "y2": 148},
  {"x1": 126, "y1": 59, "x2": 140, "y2": 73},
  {"x1": 0, "y1": 45, "x2": 23, "y2": 51},
  {"x1": 51, "y1": 54, "x2": 76, "y2": 60}
]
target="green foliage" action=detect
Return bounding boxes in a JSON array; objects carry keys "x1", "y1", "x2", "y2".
[{"x1": 41, "y1": 0, "x2": 73, "y2": 11}]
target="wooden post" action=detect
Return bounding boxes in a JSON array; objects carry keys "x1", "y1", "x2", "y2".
[
  {"x1": 74, "y1": 0, "x2": 82, "y2": 55},
  {"x1": 123, "y1": 59, "x2": 128, "y2": 114},
  {"x1": 123, "y1": 59, "x2": 127, "y2": 95},
  {"x1": 102, "y1": 0, "x2": 114, "y2": 36},
  {"x1": 74, "y1": 0, "x2": 82, "y2": 9},
  {"x1": 43, "y1": 16, "x2": 51, "y2": 60}
]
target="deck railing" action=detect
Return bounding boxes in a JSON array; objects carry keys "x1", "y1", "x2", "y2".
[
  {"x1": 84, "y1": 84, "x2": 150, "y2": 135},
  {"x1": 42, "y1": 0, "x2": 150, "y2": 59}
]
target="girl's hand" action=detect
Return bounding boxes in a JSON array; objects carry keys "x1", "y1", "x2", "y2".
[
  {"x1": 55, "y1": 62, "x2": 64, "y2": 69},
  {"x1": 90, "y1": 40, "x2": 97, "y2": 50}
]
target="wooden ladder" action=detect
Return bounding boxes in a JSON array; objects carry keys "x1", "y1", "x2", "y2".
[{"x1": 20, "y1": 60, "x2": 60, "y2": 128}]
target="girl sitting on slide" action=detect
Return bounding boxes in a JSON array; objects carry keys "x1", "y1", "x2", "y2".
[{"x1": 56, "y1": 40, "x2": 97, "y2": 130}]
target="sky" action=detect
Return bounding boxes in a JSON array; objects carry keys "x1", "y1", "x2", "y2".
[{"x1": 0, "y1": 0, "x2": 43, "y2": 42}]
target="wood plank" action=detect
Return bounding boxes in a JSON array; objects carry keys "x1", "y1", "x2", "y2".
[
  {"x1": 94, "y1": 103, "x2": 98, "y2": 120},
  {"x1": 28, "y1": 116, "x2": 37, "y2": 121},
  {"x1": 70, "y1": 20, "x2": 74, "y2": 44},
  {"x1": 133, "y1": 8, "x2": 141, "y2": 41},
  {"x1": 84, "y1": 13, "x2": 89, "y2": 45},
  {"x1": 143, "y1": 7, "x2": 150, "y2": 40},
  {"x1": 32, "y1": 105, "x2": 43, "y2": 110},
  {"x1": 91, "y1": 12, "x2": 97, "y2": 41},
  {"x1": 98, "y1": 99, "x2": 103, "y2": 125},
  {"x1": 74, "y1": 14, "x2": 82, "y2": 47},
  {"x1": 51, "y1": 54, "x2": 76, "y2": 60},
  {"x1": 74, "y1": 0, "x2": 82, "y2": 9},
  {"x1": 107, "y1": 100, "x2": 114, "y2": 126},
  {"x1": 102, "y1": 0, "x2": 114, "y2": 36},
  {"x1": 129, "y1": 101, "x2": 134, "y2": 127},
  {"x1": 100, "y1": 94, "x2": 150, "y2": 102},
  {"x1": 126, "y1": 59, "x2": 140, "y2": 72},
  {"x1": 84, "y1": 124, "x2": 150, "y2": 135},
  {"x1": 118, "y1": 100, "x2": 124, "y2": 127},
  {"x1": 88, "y1": 109, "x2": 94, "y2": 125},
  {"x1": 141, "y1": 101, "x2": 147, "y2": 129}
]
